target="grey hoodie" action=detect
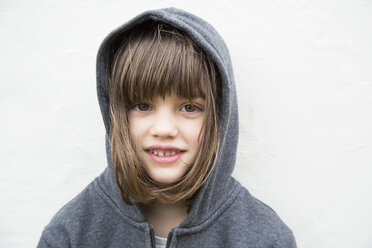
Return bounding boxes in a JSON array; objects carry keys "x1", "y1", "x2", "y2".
[{"x1": 37, "y1": 8, "x2": 296, "y2": 248}]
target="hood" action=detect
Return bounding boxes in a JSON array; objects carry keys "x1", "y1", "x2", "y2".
[{"x1": 96, "y1": 7, "x2": 239, "y2": 228}]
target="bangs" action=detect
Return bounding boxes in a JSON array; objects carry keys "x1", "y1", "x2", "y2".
[{"x1": 110, "y1": 22, "x2": 209, "y2": 108}]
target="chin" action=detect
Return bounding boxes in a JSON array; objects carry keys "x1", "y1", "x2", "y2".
[{"x1": 148, "y1": 171, "x2": 184, "y2": 184}]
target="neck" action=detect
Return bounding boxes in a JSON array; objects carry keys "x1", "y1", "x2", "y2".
[{"x1": 143, "y1": 200, "x2": 189, "y2": 238}]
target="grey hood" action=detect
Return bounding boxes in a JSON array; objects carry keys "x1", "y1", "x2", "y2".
[{"x1": 96, "y1": 7, "x2": 240, "y2": 227}]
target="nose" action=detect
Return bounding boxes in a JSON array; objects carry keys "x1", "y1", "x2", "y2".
[{"x1": 150, "y1": 109, "x2": 179, "y2": 138}]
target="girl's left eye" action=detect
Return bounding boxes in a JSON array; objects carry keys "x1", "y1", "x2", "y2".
[{"x1": 180, "y1": 104, "x2": 202, "y2": 113}]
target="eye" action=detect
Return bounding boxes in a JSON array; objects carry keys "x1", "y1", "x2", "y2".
[
  {"x1": 180, "y1": 103, "x2": 202, "y2": 113},
  {"x1": 133, "y1": 103, "x2": 152, "y2": 112}
]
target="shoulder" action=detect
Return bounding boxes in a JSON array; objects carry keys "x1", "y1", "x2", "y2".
[
  {"x1": 38, "y1": 179, "x2": 115, "y2": 248},
  {"x1": 217, "y1": 183, "x2": 296, "y2": 247}
]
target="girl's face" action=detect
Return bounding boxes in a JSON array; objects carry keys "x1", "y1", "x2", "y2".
[{"x1": 128, "y1": 93, "x2": 205, "y2": 184}]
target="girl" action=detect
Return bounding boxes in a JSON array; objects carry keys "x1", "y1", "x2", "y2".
[{"x1": 38, "y1": 8, "x2": 296, "y2": 248}]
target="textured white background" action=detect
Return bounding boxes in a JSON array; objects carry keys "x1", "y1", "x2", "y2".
[{"x1": 1, "y1": 0, "x2": 371, "y2": 247}]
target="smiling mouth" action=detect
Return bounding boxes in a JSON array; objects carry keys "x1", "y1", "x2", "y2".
[
  {"x1": 148, "y1": 149, "x2": 182, "y2": 157},
  {"x1": 145, "y1": 149, "x2": 186, "y2": 164}
]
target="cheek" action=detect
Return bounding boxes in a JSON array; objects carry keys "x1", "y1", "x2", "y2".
[
  {"x1": 182, "y1": 120, "x2": 204, "y2": 144},
  {"x1": 128, "y1": 118, "x2": 143, "y2": 141}
]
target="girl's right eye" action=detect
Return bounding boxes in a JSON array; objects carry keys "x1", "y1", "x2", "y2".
[{"x1": 133, "y1": 103, "x2": 152, "y2": 112}]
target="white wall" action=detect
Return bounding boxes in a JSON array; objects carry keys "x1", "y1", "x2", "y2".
[{"x1": 1, "y1": 1, "x2": 371, "y2": 247}]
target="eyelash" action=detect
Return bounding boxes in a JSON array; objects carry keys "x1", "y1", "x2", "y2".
[{"x1": 132, "y1": 103, "x2": 203, "y2": 113}]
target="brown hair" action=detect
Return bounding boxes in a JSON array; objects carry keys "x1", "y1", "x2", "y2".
[{"x1": 108, "y1": 21, "x2": 221, "y2": 205}]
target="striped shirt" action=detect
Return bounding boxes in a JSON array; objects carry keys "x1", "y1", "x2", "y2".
[{"x1": 155, "y1": 235, "x2": 167, "y2": 248}]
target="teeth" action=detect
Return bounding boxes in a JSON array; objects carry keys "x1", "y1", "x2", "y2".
[{"x1": 150, "y1": 149, "x2": 181, "y2": 156}]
